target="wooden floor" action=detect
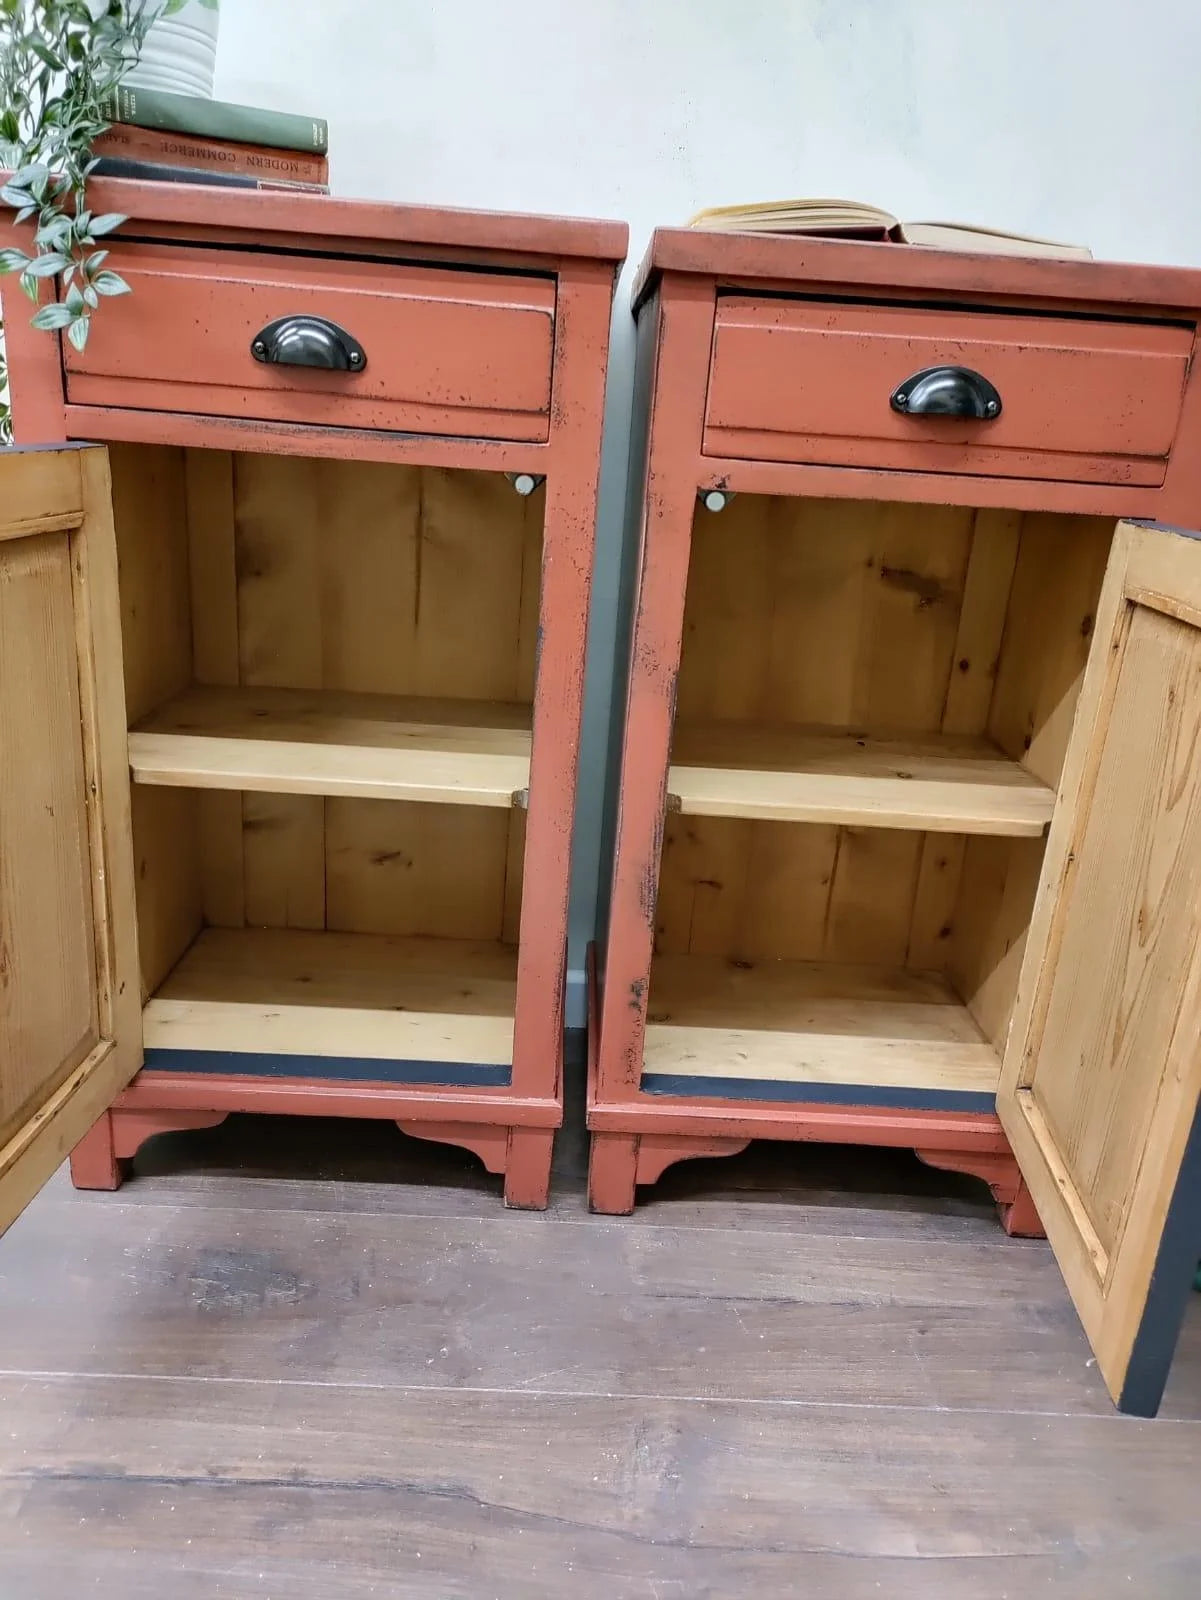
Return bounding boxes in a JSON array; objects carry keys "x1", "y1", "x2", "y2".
[{"x1": 2, "y1": 1096, "x2": 1200, "y2": 1597}]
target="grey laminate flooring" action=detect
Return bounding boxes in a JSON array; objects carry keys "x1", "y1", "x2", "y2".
[{"x1": 2, "y1": 1113, "x2": 1199, "y2": 1598}]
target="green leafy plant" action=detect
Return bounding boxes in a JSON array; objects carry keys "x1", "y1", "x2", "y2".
[
  {"x1": 0, "y1": 0, "x2": 196, "y2": 361},
  {"x1": 0, "y1": 326, "x2": 10, "y2": 443}
]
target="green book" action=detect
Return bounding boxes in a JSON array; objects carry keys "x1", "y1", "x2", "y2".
[{"x1": 99, "y1": 85, "x2": 328, "y2": 155}]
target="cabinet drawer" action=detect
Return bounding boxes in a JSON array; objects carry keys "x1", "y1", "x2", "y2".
[
  {"x1": 64, "y1": 245, "x2": 556, "y2": 441},
  {"x1": 704, "y1": 296, "x2": 1192, "y2": 485}
]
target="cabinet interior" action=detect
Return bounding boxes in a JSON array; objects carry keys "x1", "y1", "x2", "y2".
[
  {"x1": 647, "y1": 492, "x2": 1116, "y2": 1106},
  {"x1": 110, "y1": 443, "x2": 543, "y2": 1075}
]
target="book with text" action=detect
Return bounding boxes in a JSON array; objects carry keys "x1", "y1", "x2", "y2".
[
  {"x1": 90, "y1": 156, "x2": 329, "y2": 194},
  {"x1": 99, "y1": 85, "x2": 327, "y2": 154},
  {"x1": 93, "y1": 124, "x2": 328, "y2": 186}
]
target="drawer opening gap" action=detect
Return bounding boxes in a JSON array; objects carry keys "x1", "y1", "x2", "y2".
[{"x1": 715, "y1": 285, "x2": 1195, "y2": 330}]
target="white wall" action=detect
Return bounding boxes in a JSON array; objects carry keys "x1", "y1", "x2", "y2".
[{"x1": 216, "y1": 0, "x2": 1201, "y2": 1025}]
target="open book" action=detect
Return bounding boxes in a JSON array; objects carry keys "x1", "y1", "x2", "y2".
[{"x1": 688, "y1": 199, "x2": 1091, "y2": 260}]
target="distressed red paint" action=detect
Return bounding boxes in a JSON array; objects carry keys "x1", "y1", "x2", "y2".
[
  {"x1": 588, "y1": 229, "x2": 1201, "y2": 1222},
  {"x1": 0, "y1": 182, "x2": 626, "y2": 1210}
]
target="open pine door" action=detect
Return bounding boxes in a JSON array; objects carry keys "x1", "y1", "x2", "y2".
[
  {"x1": 999, "y1": 519, "x2": 1201, "y2": 1415},
  {"x1": 0, "y1": 446, "x2": 140, "y2": 1235}
]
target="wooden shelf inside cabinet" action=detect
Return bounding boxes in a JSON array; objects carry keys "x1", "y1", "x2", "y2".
[
  {"x1": 128, "y1": 686, "x2": 532, "y2": 808},
  {"x1": 643, "y1": 956, "x2": 1000, "y2": 1110},
  {"x1": 667, "y1": 723, "x2": 1055, "y2": 836},
  {"x1": 142, "y1": 927, "x2": 517, "y2": 1080}
]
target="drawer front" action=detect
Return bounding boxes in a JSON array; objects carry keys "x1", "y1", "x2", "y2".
[
  {"x1": 64, "y1": 245, "x2": 556, "y2": 441},
  {"x1": 704, "y1": 297, "x2": 1192, "y2": 485}
]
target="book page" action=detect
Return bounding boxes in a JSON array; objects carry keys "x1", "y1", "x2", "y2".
[
  {"x1": 899, "y1": 221, "x2": 1092, "y2": 259},
  {"x1": 688, "y1": 198, "x2": 899, "y2": 234}
]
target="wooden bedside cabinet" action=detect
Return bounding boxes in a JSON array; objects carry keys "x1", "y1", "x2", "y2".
[
  {"x1": 0, "y1": 182, "x2": 626, "y2": 1212},
  {"x1": 589, "y1": 229, "x2": 1201, "y2": 1414}
]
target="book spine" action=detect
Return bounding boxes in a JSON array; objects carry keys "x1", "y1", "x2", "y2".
[
  {"x1": 89, "y1": 156, "x2": 329, "y2": 194},
  {"x1": 92, "y1": 126, "x2": 328, "y2": 185},
  {"x1": 100, "y1": 85, "x2": 328, "y2": 154}
]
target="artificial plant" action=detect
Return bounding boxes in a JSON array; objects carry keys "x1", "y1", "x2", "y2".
[
  {"x1": 0, "y1": 331, "x2": 10, "y2": 441},
  {"x1": 0, "y1": 0, "x2": 198, "y2": 366}
]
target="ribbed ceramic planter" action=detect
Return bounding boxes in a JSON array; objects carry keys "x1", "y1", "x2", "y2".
[{"x1": 126, "y1": 0, "x2": 221, "y2": 98}]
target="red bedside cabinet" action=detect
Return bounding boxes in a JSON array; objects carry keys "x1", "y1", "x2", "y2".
[
  {"x1": 0, "y1": 181, "x2": 626, "y2": 1211},
  {"x1": 589, "y1": 227, "x2": 1201, "y2": 1415}
]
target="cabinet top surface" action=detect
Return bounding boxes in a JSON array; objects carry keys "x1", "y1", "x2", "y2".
[
  {"x1": 634, "y1": 226, "x2": 1201, "y2": 314},
  {"x1": 62, "y1": 177, "x2": 629, "y2": 266}
]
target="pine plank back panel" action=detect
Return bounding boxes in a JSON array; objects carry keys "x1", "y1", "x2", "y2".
[
  {"x1": 112, "y1": 446, "x2": 538, "y2": 952},
  {"x1": 656, "y1": 497, "x2": 1116, "y2": 1008}
]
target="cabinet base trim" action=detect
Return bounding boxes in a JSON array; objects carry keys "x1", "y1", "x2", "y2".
[
  {"x1": 914, "y1": 1147, "x2": 1044, "y2": 1238},
  {"x1": 397, "y1": 1120, "x2": 555, "y2": 1209},
  {"x1": 588, "y1": 1131, "x2": 752, "y2": 1214},
  {"x1": 69, "y1": 1107, "x2": 230, "y2": 1192},
  {"x1": 68, "y1": 1103, "x2": 555, "y2": 1209}
]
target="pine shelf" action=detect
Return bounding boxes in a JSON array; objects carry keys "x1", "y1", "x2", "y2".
[
  {"x1": 128, "y1": 684, "x2": 532, "y2": 808},
  {"x1": 142, "y1": 926, "x2": 518, "y2": 1075},
  {"x1": 642, "y1": 954, "x2": 1001, "y2": 1109},
  {"x1": 668, "y1": 721, "x2": 1056, "y2": 836}
]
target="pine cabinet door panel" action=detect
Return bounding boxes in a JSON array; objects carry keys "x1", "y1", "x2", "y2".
[
  {"x1": 0, "y1": 528, "x2": 100, "y2": 1145},
  {"x1": 999, "y1": 519, "x2": 1201, "y2": 1414},
  {"x1": 0, "y1": 447, "x2": 140, "y2": 1232}
]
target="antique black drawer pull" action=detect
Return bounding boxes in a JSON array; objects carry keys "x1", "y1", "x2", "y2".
[
  {"x1": 250, "y1": 315, "x2": 367, "y2": 372},
  {"x1": 891, "y1": 365, "x2": 1001, "y2": 419}
]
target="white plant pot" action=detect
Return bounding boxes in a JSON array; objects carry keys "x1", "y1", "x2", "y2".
[{"x1": 126, "y1": 1, "x2": 221, "y2": 99}]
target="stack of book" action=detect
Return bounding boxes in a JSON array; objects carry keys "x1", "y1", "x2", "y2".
[{"x1": 93, "y1": 85, "x2": 329, "y2": 194}]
